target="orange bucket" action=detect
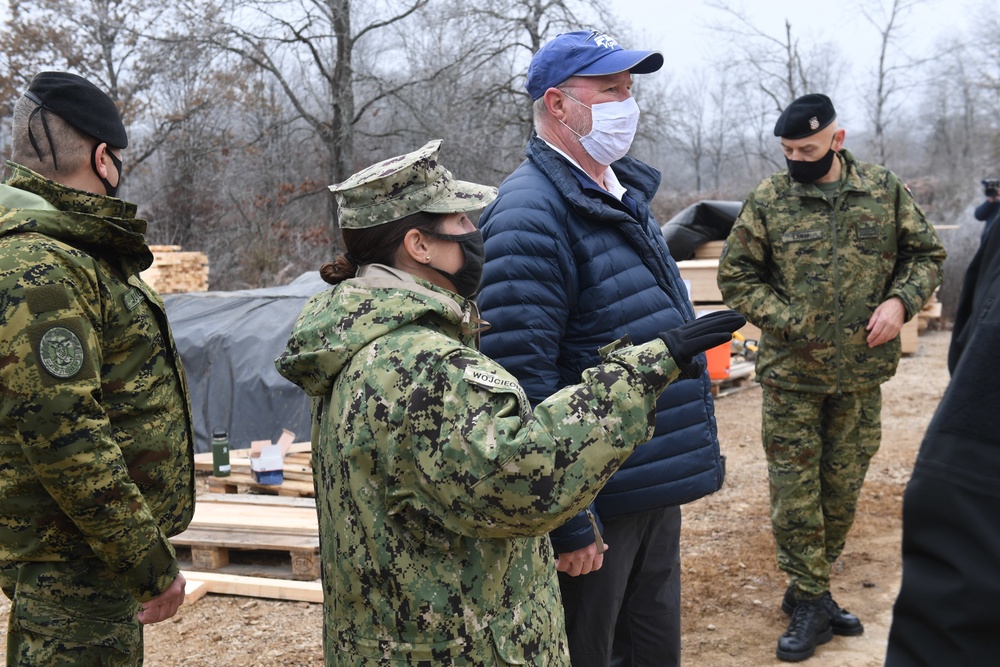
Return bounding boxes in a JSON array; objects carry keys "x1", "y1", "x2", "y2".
[{"x1": 705, "y1": 340, "x2": 731, "y2": 381}]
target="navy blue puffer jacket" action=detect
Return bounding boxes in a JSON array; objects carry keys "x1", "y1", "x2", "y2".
[{"x1": 478, "y1": 135, "x2": 724, "y2": 553}]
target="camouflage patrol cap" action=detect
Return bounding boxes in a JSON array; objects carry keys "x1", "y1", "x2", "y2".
[
  {"x1": 329, "y1": 140, "x2": 497, "y2": 229},
  {"x1": 774, "y1": 93, "x2": 837, "y2": 140}
]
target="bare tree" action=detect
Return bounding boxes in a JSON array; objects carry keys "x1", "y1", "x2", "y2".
[
  {"x1": 706, "y1": 1, "x2": 845, "y2": 115},
  {"x1": 858, "y1": 0, "x2": 935, "y2": 166},
  {"x1": 176, "y1": 0, "x2": 449, "y2": 230},
  {"x1": 0, "y1": 0, "x2": 195, "y2": 179}
]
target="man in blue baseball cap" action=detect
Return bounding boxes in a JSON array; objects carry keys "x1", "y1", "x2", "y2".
[{"x1": 478, "y1": 30, "x2": 727, "y2": 667}]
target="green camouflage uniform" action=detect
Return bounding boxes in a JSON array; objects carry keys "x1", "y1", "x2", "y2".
[
  {"x1": 276, "y1": 264, "x2": 686, "y2": 666},
  {"x1": 0, "y1": 163, "x2": 195, "y2": 666},
  {"x1": 717, "y1": 149, "x2": 945, "y2": 598}
]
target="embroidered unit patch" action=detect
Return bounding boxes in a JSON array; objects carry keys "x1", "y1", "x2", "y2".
[{"x1": 38, "y1": 326, "x2": 85, "y2": 378}]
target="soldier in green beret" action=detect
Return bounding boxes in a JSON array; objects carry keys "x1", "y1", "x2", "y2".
[
  {"x1": 275, "y1": 140, "x2": 745, "y2": 666},
  {"x1": 717, "y1": 93, "x2": 947, "y2": 662},
  {"x1": 0, "y1": 72, "x2": 195, "y2": 666}
]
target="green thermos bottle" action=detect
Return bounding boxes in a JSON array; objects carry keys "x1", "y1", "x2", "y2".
[{"x1": 212, "y1": 427, "x2": 231, "y2": 477}]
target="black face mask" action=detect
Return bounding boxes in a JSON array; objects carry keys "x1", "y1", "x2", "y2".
[
  {"x1": 423, "y1": 229, "x2": 485, "y2": 299},
  {"x1": 90, "y1": 144, "x2": 122, "y2": 198},
  {"x1": 786, "y1": 148, "x2": 836, "y2": 184}
]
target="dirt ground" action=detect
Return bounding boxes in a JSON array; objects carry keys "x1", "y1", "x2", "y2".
[{"x1": 0, "y1": 328, "x2": 952, "y2": 666}]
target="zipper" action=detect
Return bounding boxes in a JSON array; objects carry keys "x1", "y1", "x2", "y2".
[{"x1": 830, "y1": 194, "x2": 843, "y2": 396}]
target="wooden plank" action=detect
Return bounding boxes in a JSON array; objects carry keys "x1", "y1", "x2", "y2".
[
  {"x1": 197, "y1": 493, "x2": 316, "y2": 509},
  {"x1": 185, "y1": 501, "x2": 318, "y2": 537},
  {"x1": 206, "y1": 473, "x2": 315, "y2": 497},
  {"x1": 183, "y1": 579, "x2": 209, "y2": 604},
  {"x1": 677, "y1": 258, "x2": 723, "y2": 303},
  {"x1": 693, "y1": 240, "x2": 725, "y2": 259},
  {"x1": 171, "y1": 527, "x2": 318, "y2": 552},
  {"x1": 181, "y1": 570, "x2": 323, "y2": 603}
]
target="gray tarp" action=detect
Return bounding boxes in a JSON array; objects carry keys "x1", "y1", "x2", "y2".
[
  {"x1": 163, "y1": 271, "x2": 328, "y2": 454},
  {"x1": 661, "y1": 200, "x2": 741, "y2": 260}
]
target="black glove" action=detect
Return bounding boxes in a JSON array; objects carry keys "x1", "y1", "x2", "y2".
[{"x1": 659, "y1": 310, "x2": 747, "y2": 379}]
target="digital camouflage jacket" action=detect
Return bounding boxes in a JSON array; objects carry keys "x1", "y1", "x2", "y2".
[
  {"x1": 717, "y1": 149, "x2": 946, "y2": 393},
  {"x1": 0, "y1": 162, "x2": 195, "y2": 602},
  {"x1": 275, "y1": 264, "x2": 685, "y2": 666}
]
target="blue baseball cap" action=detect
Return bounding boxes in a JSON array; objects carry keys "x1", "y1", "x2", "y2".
[{"x1": 525, "y1": 30, "x2": 664, "y2": 101}]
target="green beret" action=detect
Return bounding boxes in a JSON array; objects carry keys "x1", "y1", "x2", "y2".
[
  {"x1": 773, "y1": 93, "x2": 836, "y2": 140},
  {"x1": 330, "y1": 140, "x2": 497, "y2": 230},
  {"x1": 25, "y1": 71, "x2": 128, "y2": 148}
]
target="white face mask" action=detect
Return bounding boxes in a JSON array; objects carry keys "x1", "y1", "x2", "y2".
[{"x1": 561, "y1": 93, "x2": 641, "y2": 165}]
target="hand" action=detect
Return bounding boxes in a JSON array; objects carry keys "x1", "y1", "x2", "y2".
[
  {"x1": 556, "y1": 542, "x2": 609, "y2": 577},
  {"x1": 659, "y1": 310, "x2": 747, "y2": 378},
  {"x1": 866, "y1": 297, "x2": 906, "y2": 348},
  {"x1": 138, "y1": 573, "x2": 186, "y2": 625}
]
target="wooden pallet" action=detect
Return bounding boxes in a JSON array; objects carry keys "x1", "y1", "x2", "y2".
[
  {"x1": 197, "y1": 443, "x2": 316, "y2": 497},
  {"x1": 171, "y1": 494, "x2": 320, "y2": 580},
  {"x1": 206, "y1": 473, "x2": 315, "y2": 497}
]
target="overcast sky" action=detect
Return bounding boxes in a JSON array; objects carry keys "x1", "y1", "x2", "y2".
[{"x1": 609, "y1": 0, "x2": 965, "y2": 126}]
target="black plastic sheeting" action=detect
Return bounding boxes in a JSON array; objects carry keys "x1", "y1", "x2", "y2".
[
  {"x1": 660, "y1": 200, "x2": 742, "y2": 261},
  {"x1": 163, "y1": 272, "x2": 328, "y2": 454}
]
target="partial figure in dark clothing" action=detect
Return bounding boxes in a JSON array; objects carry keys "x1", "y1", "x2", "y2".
[
  {"x1": 973, "y1": 178, "x2": 999, "y2": 241},
  {"x1": 885, "y1": 218, "x2": 1000, "y2": 667},
  {"x1": 478, "y1": 30, "x2": 727, "y2": 667}
]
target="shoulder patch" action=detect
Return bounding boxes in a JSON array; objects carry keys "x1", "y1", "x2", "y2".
[
  {"x1": 26, "y1": 318, "x2": 95, "y2": 385},
  {"x1": 38, "y1": 326, "x2": 85, "y2": 378}
]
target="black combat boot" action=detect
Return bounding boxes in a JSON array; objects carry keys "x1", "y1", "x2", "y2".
[
  {"x1": 776, "y1": 598, "x2": 833, "y2": 662},
  {"x1": 782, "y1": 587, "x2": 864, "y2": 636}
]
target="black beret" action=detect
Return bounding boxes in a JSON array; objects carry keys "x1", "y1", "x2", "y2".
[
  {"x1": 773, "y1": 93, "x2": 836, "y2": 140},
  {"x1": 24, "y1": 71, "x2": 128, "y2": 148}
]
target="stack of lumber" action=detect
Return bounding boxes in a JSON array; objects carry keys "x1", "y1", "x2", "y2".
[
  {"x1": 194, "y1": 441, "x2": 314, "y2": 497},
  {"x1": 140, "y1": 245, "x2": 209, "y2": 293},
  {"x1": 171, "y1": 493, "x2": 320, "y2": 581}
]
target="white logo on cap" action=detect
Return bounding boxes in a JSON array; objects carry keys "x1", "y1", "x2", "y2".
[
  {"x1": 592, "y1": 32, "x2": 620, "y2": 49},
  {"x1": 809, "y1": 116, "x2": 820, "y2": 130}
]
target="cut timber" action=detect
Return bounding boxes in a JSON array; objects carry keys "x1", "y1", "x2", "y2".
[
  {"x1": 693, "y1": 240, "x2": 726, "y2": 259},
  {"x1": 676, "y1": 259, "x2": 723, "y2": 303},
  {"x1": 206, "y1": 473, "x2": 314, "y2": 497},
  {"x1": 140, "y1": 245, "x2": 209, "y2": 294},
  {"x1": 184, "y1": 579, "x2": 209, "y2": 605},
  {"x1": 181, "y1": 570, "x2": 322, "y2": 604},
  {"x1": 186, "y1": 496, "x2": 318, "y2": 537},
  {"x1": 197, "y1": 492, "x2": 315, "y2": 509}
]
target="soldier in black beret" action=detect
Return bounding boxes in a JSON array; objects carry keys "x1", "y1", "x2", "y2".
[
  {"x1": 718, "y1": 93, "x2": 946, "y2": 662},
  {"x1": 16, "y1": 71, "x2": 128, "y2": 197},
  {"x1": 0, "y1": 71, "x2": 194, "y2": 666}
]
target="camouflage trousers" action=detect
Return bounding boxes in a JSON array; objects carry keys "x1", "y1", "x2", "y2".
[
  {"x1": 761, "y1": 385, "x2": 882, "y2": 598},
  {"x1": 0, "y1": 559, "x2": 142, "y2": 666}
]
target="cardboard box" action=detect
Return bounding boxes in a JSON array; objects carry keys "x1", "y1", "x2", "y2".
[{"x1": 249, "y1": 429, "x2": 295, "y2": 485}]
